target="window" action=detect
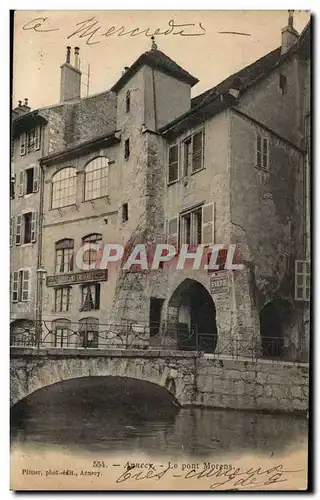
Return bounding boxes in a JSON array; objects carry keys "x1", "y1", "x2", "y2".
[
  {"x1": 124, "y1": 139, "x2": 130, "y2": 160},
  {"x1": 181, "y1": 207, "x2": 202, "y2": 247},
  {"x1": 14, "y1": 212, "x2": 37, "y2": 245},
  {"x1": 18, "y1": 165, "x2": 39, "y2": 197},
  {"x1": 279, "y1": 74, "x2": 287, "y2": 95},
  {"x1": 27, "y1": 127, "x2": 41, "y2": 153},
  {"x1": 80, "y1": 283, "x2": 101, "y2": 311},
  {"x1": 54, "y1": 287, "x2": 71, "y2": 312},
  {"x1": 52, "y1": 319, "x2": 71, "y2": 347},
  {"x1": 21, "y1": 212, "x2": 37, "y2": 244},
  {"x1": 23, "y1": 213, "x2": 32, "y2": 244},
  {"x1": 15, "y1": 215, "x2": 22, "y2": 245},
  {"x1": 178, "y1": 203, "x2": 214, "y2": 247},
  {"x1": 256, "y1": 135, "x2": 269, "y2": 170},
  {"x1": 295, "y1": 260, "x2": 310, "y2": 301},
  {"x1": 125, "y1": 91, "x2": 131, "y2": 113},
  {"x1": 55, "y1": 239, "x2": 74, "y2": 274},
  {"x1": 10, "y1": 175, "x2": 15, "y2": 199},
  {"x1": 11, "y1": 269, "x2": 30, "y2": 302},
  {"x1": 122, "y1": 203, "x2": 128, "y2": 222},
  {"x1": 82, "y1": 234, "x2": 103, "y2": 267},
  {"x1": 52, "y1": 167, "x2": 77, "y2": 209},
  {"x1": 79, "y1": 317, "x2": 99, "y2": 348},
  {"x1": 166, "y1": 217, "x2": 179, "y2": 248},
  {"x1": 84, "y1": 157, "x2": 109, "y2": 201},
  {"x1": 10, "y1": 217, "x2": 14, "y2": 247},
  {"x1": 168, "y1": 144, "x2": 179, "y2": 184},
  {"x1": 183, "y1": 130, "x2": 204, "y2": 176}
]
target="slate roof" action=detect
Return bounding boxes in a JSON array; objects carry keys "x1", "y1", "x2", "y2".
[
  {"x1": 111, "y1": 48, "x2": 199, "y2": 92},
  {"x1": 161, "y1": 21, "x2": 311, "y2": 135}
]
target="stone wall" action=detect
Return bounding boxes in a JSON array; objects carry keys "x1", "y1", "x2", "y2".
[{"x1": 11, "y1": 349, "x2": 308, "y2": 414}]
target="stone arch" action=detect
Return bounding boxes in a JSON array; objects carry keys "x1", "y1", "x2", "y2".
[
  {"x1": 259, "y1": 298, "x2": 292, "y2": 358},
  {"x1": 167, "y1": 278, "x2": 218, "y2": 353},
  {"x1": 10, "y1": 356, "x2": 184, "y2": 408}
]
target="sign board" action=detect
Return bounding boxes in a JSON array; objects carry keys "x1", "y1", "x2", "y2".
[
  {"x1": 209, "y1": 273, "x2": 229, "y2": 295},
  {"x1": 46, "y1": 269, "x2": 108, "y2": 287}
]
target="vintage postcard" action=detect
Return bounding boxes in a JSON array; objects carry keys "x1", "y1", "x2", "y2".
[{"x1": 10, "y1": 10, "x2": 311, "y2": 491}]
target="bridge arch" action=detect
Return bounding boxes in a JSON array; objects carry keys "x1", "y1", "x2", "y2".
[{"x1": 10, "y1": 353, "x2": 187, "y2": 407}]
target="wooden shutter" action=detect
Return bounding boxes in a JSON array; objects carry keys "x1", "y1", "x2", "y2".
[
  {"x1": 192, "y1": 130, "x2": 204, "y2": 172},
  {"x1": 35, "y1": 126, "x2": 41, "y2": 150},
  {"x1": 10, "y1": 217, "x2": 14, "y2": 247},
  {"x1": 12, "y1": 272, "x2": 18, "y2": 302},
  {"x1": 256, "y1": 135, "x2": 262, "y2": 168},
  {"x1": 20, "y1": 133, "x2": 26, "y2": 156},
  {"x1": 202, "y1": 202, "x2": 215, "y2": 245},
  {"x1": 31, "y1": 211, "x2": 38, "y2": 242},
  {"x1": 33, "y1": 164, "x2": 39, "y2": 192},
  {"x1": 18, "y1": 170, "x2": 24, "y2": 196},
  {"x1": 15, "y1": 215, "x2": 22, "y2": 245},
  {"x1": 167, "y1": 216, "x2": 179, "y2": 248},
  {"x1": 262, "y1": 137, "x2": 269, "y2": 169},
  {"x1": 22, "y1": 270, "x2": 29, "y2": 301},
  {"x1": 168, "y1": 144, "x2": 179, "y2": 183}
]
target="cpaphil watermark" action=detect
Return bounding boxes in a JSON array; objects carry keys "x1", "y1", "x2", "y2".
[{"x1": 75, "y1": 242, "x2": 244, "y2": 272}]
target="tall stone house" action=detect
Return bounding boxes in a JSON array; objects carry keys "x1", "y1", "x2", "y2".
[{"x1": 10, "y1": 17, "x2": 311, "y2": 359}]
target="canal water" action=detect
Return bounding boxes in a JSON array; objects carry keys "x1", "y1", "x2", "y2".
[{"x1": 11, "y1": 377, "x2": 308, "y2": 460}]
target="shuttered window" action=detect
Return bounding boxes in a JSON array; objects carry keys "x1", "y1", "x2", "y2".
[
  {"x1": 202, "y1": 202, "x2": 215, "y2": 246},
  {"x1": 168, "y1": 144, "x2": 179, "y2": 184},
  {"x1": 167, "y1": 216, "x2": 179, "y2": 248}
]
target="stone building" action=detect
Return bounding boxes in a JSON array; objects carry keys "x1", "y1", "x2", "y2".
[{"x1": 11, "y1": 16, "x2": 311, "y2": 358}]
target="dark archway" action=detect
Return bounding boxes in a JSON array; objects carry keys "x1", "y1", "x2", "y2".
[
  {"x1": 167, "y1": 279, "x2": 218, "y2": 352},
  {"x1": 259, "y1": 299, "x2": 292, "y2": 358}
]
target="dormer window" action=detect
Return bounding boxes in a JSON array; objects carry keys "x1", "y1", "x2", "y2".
[
  {"x1": 125, "y1": 91, "x2": 131, "y2": 113},
  {"x1": 20, "y1": 127, "x2": 41, "y2": 156}
]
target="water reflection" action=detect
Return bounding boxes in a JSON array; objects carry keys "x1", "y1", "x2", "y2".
[{"x1": 11, "y1": 377, "x2": 308, "y2": 459}]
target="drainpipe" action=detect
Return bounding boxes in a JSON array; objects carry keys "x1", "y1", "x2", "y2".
[{"x1": 35, "y1": 125, "x2": 46, "y2": 346}]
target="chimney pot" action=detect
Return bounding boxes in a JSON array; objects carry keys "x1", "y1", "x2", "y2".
[
  {"x1": 281, "y1": 10, "x2": 299, "y2": 55},
  {"x1": 66, "y1": 46, "x2": 71, "y2": 64},
  {"x1": 18, "y1": 100, "x2": 22, "y2": 107},
  {"x1": 74, "y1": 47, "x2": 80, "y2": 69},
  {"x1": 24, "y1": 98, "x2": 28, "y2": 106}
]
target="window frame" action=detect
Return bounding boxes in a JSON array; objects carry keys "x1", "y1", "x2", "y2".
[
  {"x1": 54, "y1": 286, "x2": 72, "y2": 312},
  {"x1": 183, "y1": 129, "x2": 205, "y2": 177},
  {"x1": 82, "y1": 233, "x2": 103, "y2": 267},
  {"x1": 167, "y1": 143, "x2": 179, "y2": 185},
  {"x1": 80, "y1": 283, "x2": 101, "y2": 311},
  {"x1": 84, "y1": 157, "x2": 109, "y2": 202},
  {"x1": 11, "y1": 269, "x2": 30, "y2": 303},
  {"x1": 51, "y1": 167, "x2": 77, "y2": 209},
  {"x1": 55, "y1": 239, "x2": 74, "y2": 274},
  {"x1": 255, "y1": 133, "x2": 269, "y2": 170},
  {"x1": 295, "y1": 260, "x2": 310, "y2": 301},
  {"x1": 52, "y1": 319, "x2": 71, "y2": 348}
]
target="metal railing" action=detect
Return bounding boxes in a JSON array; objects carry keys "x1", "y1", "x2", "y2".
[{"x1": 10, "y1": 320, "x2": 309, "y2": 363}]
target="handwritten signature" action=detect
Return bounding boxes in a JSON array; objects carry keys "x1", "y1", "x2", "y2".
[
  {"x1": 23, "y1": 17, "x2": 206, "y2": 45},
  {"x1": 115, "y1": 463, "x2": 302, "y2": 490}
]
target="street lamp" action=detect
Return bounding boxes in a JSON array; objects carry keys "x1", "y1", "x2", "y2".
[{"x1": 36, "y1": 267, "x2": 47, "y2": 347}]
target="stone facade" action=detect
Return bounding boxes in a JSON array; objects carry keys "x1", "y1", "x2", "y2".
[
  {"x1": 11, "y1": 22, "x2": 310, "y2": 369},
  {"x1": 10, "y1": 348, "x2": 309, "y2": 413}
]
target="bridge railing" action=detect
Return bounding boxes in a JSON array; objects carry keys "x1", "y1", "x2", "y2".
[{"x1": 10, "y1": 320, "x2": 309, "y2": 363}]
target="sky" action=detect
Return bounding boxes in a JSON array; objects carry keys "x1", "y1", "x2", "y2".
[{"x1": 12, "y1": 10, "x2": 310, "y2": 110}]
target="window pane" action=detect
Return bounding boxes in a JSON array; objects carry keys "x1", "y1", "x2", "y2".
[{"x1": 52, "y1": 168, "x2": 77, "y2": 208}]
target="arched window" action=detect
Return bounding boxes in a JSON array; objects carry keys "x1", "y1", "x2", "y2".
[
  {"x1": 55, "y1": 239, "x2": 74, "y2": 274},
  {"x1": 52, "y1": 318, "x2": 71, "y2": 347},
  {"x1": 52, "y1": 167, "x2": 77, "y2": 209},
  {"x1": 84, "y1": 157, "x2": 109, "y2": 201},
  {"x1": 82, "y1": 233, "x2": 103, "y2": 267},
  {"x1": 79, "y1": 317, "x2": 99, "y2": 348}
]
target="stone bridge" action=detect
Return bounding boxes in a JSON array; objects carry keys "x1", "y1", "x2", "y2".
[{"x1": 10, "y1": 347, "x2": 309, "y2": 413}]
